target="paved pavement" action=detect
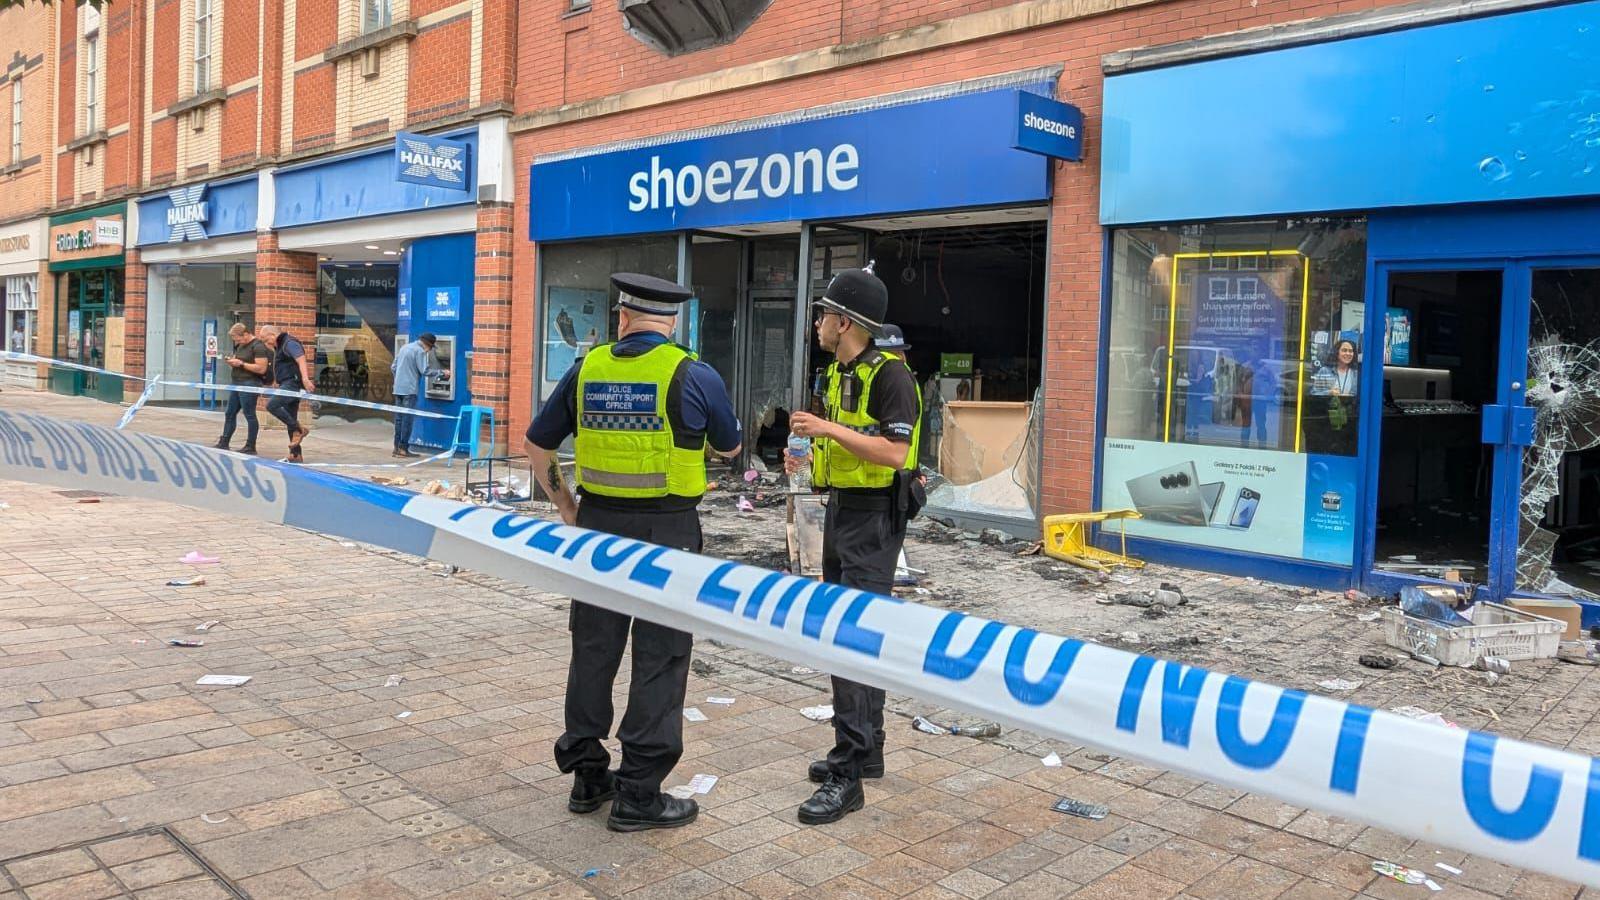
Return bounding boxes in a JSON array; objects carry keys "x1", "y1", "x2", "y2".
[{"x1": 0, "y1": 389, "x2": 1596, "y2": 899}]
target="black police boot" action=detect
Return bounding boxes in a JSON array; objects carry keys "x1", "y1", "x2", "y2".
[
  {"x1": 567, "y1": 769, "x2": 617, "y2": 814},
  {"x1": 606, "y1": 792, "x2": 699, "y2": 832},
  {"x1": 798, "y1": 775, "x2": 864, "y2": 825},
  {"x1": 807, "y1": 750, "x2": 884, "y2": 784}
]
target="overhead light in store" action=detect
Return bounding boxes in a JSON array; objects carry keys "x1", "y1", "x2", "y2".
[
  {"x1": 364, "y1": 262, "x2": 374, "y2": 267},
  {"x1": 382, "y1": 250, "x2": 399, "y2": 256},
  {"x1": 1004, "y1": 208, "x2": 1037, "y2": 217},
  {"x1": 364, "y1": 244, "x2": 381, "y2": 250}
]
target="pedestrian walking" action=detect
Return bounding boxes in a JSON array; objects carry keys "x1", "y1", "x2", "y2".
[
  {"x1": 257, "y1": 325, "x2": 314, "y2": 464},
  {"x1": 787, "y1": 265, "x2": 923, "y2": 825},
  {"x1": 214, "y1": 323, "x2": 271, "y2": 454},
  {"x1": 524, "y1": 272, "x2": 742, "y2": 832},
  {"x1": 390, "y1": 332, "x2": 438, "y2": 458}
]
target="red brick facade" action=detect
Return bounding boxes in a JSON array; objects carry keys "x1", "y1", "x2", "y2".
[
  {"x1": 509, "y1": 0, "x2": 1417, "y2": 517},
  {"x1": 471, "y1": 202, "x2": 516, "y2": 450}
]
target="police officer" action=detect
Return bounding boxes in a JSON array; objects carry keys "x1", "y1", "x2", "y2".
[
  {"x1": 788, "y1": 266, "x2": 922, "y2": 825},
  {"x1": 875, "y1": 324, "x2": 910, "y2": 362},
  {"x1": 524, "y1": 272, "x2": 742, "y2": 832}
]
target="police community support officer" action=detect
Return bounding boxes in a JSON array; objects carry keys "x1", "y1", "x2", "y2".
[
  {"x1": 788, "y1": 266, "x2": 922, "y2": 825},
  {"x1": 524, "y1": 273, "x2": 742, "y2": 832}
]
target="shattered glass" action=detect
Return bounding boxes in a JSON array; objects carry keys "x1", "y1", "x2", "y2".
[{"x1": 1518, "y1": 268, "x2": 1600, "y2": 594}]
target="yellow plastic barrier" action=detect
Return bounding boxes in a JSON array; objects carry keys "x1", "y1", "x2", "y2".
[{"x1": 1042, "y1": 510, "x2": 1145, "y2": 572}]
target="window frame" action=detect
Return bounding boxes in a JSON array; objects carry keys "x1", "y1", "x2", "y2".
[
  {"x1": 193, "y1": 0, "x2": 214, "y2": 93},
  {"x1": 361, "y1": 0, "x2": 392, "y2": 33},
  {"x1": 83, "y1": 32, "x2": 99, "y2": 134},
  {"x1": 10, "y1": 78, "x2": 21, "y2": 164}
]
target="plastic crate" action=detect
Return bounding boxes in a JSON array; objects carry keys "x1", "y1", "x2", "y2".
[{"x1": 1380, "y1": 601, "x2": 1564, "y2": 666}]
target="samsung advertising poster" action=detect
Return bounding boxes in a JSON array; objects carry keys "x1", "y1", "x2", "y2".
[{"x1": 1100, "y1": 440, "x2": 1358, "y2": 563}]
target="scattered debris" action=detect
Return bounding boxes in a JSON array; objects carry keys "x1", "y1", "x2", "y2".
[
  {"x1": 1425, "y1": 878, "x2": 1443, "y2": 892},
  {"x1": 1111, "y1": 575, "x2": 1139, "y2": 586},
  {"x1": 195, "y1": 675, "x2": 251, "y2": 687},
  {"x1": 200, "y1": 813, "x2": 229, "y2": 825},
  {"x1": 1153, "y1": 585, "x2": 1186, "y2": 607},
  {"x1": 691, "y1": 659, "x2": 718, "y2": 677},
  {"x1": 167, "y1": 639, "x2": 204, "y2": 648},
  {"x1": 1344, "y1": 589, "x2": 1369, "y2": 603},
  {"x1": 195, "y1": 620, "x2": 220, "y2": 632},
  {"x1": 744, "y1": 469, "x2": 759, "y2": 483},
  {"x1": 910, "y1": 717, "x2": 1001, "y2": 737},
  {"x1": 912, "y1": 716, "x2": 946, "y2": 735},
  {"x1": 1359, "y1": 654, "x2": 1399, "y2": 670},
  {"x1": 339, "y1": 542, "x2": 358, "y2": 549},
  {"x1": 979, "y1": 528, "x2": 1013, "y2": 546},
  {"x1": 800, "y1": 705, "x2": 834, "y2": 722},
  {"x1": 424, "y1": 562, "x2": 459, "y2": 577},
  {"x1": 706, "y1": 696, "x2": 735, "y2": 705},
  {"x1": 1371, "y1": 861, "x2": 1428, "y2": 884},
  {"x1": 581, "y1": 865, "x2": 619, "y2": 879},
  {"x1": 180, "y1": 551, "x2": 220, "y2": 565},
  {"x1": 1356, "y1": 611, "x2": 1382, "y2": 623},
  {"x1": 737, "y1": 496, "x2": 756, "y2": 513},
  {"x1": 1118, "y1": 631, "x2": 1140, "y2": 643},
  {"x1": 684, "y1": 774, "x2": 718, "y2": 794},
  {"x1": 384, "y1": 675, "x2": 404, "y2": 688},
  {"x1": 166, "y1": 575, "x2": 206, "y2": 587},
  {"x1": 1390, "y1": 705, "x2": 1459, "y2": 729},
  {"x1": 1477, "y1": 656, "x2": 1510, "y2": 675},
  {"x1": 1435, "y1": 863, "x2": 1463, "y2": 876},
  {"x1": 1017, "y1": 542, "x2": 1043, "y2": 557},
  {"x1": 1293, "y1": 603, "x2": 1328, "y2": 613},
  {"x1": 790, "y1": 666, "x2": 816, "y2": 676},
  {"x1": 1052, "y1": 797, "x2": 1110, "y2": 820},
  {"x1": 682, "y1": 707, "x2": 708, "y2": 722},
  {"x1": 24, "y1": 698, "x2": 41, "y2": 704},
  {"x1": 1316, "y1": 679, "x2": 1361, "y2": 692},
  {"x1": 370, "y1": 475, "x2": 409, "y2": 486},
  {"x1": 1040, "y1": 752, "x2": 1063, "y2": 768},
  {"x1": 396, "y1": 711, "x2": 412, "y2": 720},
  {"x1": 77, "y1": 497, "x2": 101, "y2": 504}
]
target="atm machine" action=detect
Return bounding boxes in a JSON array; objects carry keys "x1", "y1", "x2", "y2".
[{"x1": 400, "y1": 233, "x2": 476, "y2": 451}]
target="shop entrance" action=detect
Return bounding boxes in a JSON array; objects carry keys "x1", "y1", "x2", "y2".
[
  {"x1": 1368, "y1": 260, "x2": 1600, "y2": 603},
  {"x1": 689, "y1": 234, "x2": 814, "y2": 466},
  {"x1": 54, "y1": 268, "x2": 125, "y2": 403}
]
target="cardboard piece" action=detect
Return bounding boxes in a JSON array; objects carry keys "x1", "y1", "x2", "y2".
[{"x1": 1507, "y1": 597, "x2": 1583, "y2": 640}]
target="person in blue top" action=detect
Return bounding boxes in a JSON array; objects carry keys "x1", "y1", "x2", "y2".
[
  {"x1": 390, "y1": 333, "x2": 440, "y2": 458},
  {"x1": 524, "y1": 273, "x2": 741, "y2": 833}
]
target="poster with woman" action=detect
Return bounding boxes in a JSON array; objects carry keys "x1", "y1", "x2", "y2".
[{"x1": 543, "y1": 287, "x2": 607, "y2": 383}]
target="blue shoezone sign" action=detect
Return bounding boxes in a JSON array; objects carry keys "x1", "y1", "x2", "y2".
[
  {"x1": 1012, "y1": 92, "x2": 1083, "y2": 162},
  {"x1": 395, "y1": 131, "x2": 472, "y2": 191}
]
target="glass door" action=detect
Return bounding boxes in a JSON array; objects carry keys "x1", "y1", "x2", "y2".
[
  {"x1": 1367, "y1": 264, "x2": 1520, "y2": 594},
  {"x1": 1515, "y1": 264, "x2": 1600, "y2": 598},
  {"x1": 743, "y1": 237, "x2": 800, "y2": 466}
]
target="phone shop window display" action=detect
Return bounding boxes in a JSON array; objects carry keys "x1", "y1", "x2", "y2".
[{"x1": 1101, "y1": 217, "x2": 1368, "y2": 563}]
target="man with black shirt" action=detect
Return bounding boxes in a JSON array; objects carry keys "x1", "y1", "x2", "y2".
[
  {"x1": 524, "y1": 273, "x2": 741, "y2": 833},
  {"x1": 215, "y1": 323, "x2": 270, "y2": 454},
  {"x1": 788, "y1": 265, "x2": 922, "y2": 825}
]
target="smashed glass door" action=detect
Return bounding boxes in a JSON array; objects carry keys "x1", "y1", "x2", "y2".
[{"x1": 1517, "y1": 267, "x2": 1600, "y2": 596}]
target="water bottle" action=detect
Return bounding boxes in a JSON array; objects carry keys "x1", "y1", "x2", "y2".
[{"x1": 787, "y1": 433, "x2": 812, "y2": 493}]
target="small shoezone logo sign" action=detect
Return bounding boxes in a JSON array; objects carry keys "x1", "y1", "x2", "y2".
[
  {"x1": 165, "y1": 184, "x2": 209, "y2": 242},
  {"x1": 1012, "y1": 92, "x2": 1083, "y2": 162},
  {"x1": 395, "y1": 132, "x2": 472, "y2": 191}
]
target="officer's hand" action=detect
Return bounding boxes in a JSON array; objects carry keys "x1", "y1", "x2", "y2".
[{"x1": 789, "y1": 411, "x2": 825, "y2": 438}]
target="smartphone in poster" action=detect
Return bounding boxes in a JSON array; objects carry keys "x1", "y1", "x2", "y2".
[
  {"x1": 543, "y1": 287, "x2": 607, "y2": 384},
  {"x1": 1100, "y1": 439, "x2": 1357, "y2": 564}
]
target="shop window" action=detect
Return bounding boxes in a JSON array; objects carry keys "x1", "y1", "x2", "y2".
[
  {"x1": 537, "y1": 236, "x2": 678, "y2": 404},
  {"x1": 6, "y1": 274, "x2": 37, "y2": 355},
  {"x1": 316, "y1": 264, "x2": 399, "y2": 419},
  {"x1": 149, "y1": 264, "x2": 255, "y2": 405},
  {"x1": 1101, "y1": 217, "x2": 1368, "y2": 564},
  {"x1": 193, "y1": 0, "x2": 214, "y2": 93},
  {"x1": 822, "y1": 215, "x2": 1049, "y2": 523}
]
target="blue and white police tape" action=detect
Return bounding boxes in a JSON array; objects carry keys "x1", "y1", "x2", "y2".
[
  {"x1": 1, "y1": 351, "x2": 457, "y2": 421},
  {"x1": 2, "y1": 408, "x2": 1598, "y2": 886}
]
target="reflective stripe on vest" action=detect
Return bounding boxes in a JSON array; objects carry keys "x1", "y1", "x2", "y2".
[
  {"x1": 811, "y1": 352, "x2": 922, "y2": 490},
  {"x1": 573, "y1": 342, "x2": 708, "y2": 500}
]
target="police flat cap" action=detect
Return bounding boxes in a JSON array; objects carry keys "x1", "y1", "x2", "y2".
[
  {"x1": 612, "y1": 273, "x2": 693, "y2": 315},
  {"x1": 875, "y1": 324, "x2": 910, "y2": 351}
]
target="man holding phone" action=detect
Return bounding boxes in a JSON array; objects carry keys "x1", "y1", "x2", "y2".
[{"x1": 214, "y1": 323, "x2": 270, "y2": 454}]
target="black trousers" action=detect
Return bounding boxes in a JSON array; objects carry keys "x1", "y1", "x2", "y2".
[
  {"x1": 553, "y1": 502, "x2": 700, "y2": 801},
  {"x1": 822, "y1": 494, "x2": 903, "y2": 779}
]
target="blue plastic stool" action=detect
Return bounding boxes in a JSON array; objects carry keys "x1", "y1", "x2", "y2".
[{"x1": 445, "y1": 405, "x2": 495, "y2": 467}]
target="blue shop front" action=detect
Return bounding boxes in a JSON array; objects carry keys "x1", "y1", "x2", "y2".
[
  {"x1": 1094, "y1": 1, "x2": 1600, "y2": 620},
  {"x1": 529, "y1": 71, "x2": 1082, "y2": 533},
  {"x1": 135, "y1": 174, "x2": 260, "y2": 407},
  {"x1": 273, "y1": 127, "x2": 482, "y2": 448}
]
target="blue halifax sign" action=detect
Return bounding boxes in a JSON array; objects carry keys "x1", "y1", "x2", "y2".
[
  {"x1": 395, "y1": 131, "x2": 472, "y2": 191},
  {"x1": 529, "y1": 86, "x2": 1056, "y2": 241},
  {"x1": 1013, "y1": 92, "x2": 1083, "y2": 162}
]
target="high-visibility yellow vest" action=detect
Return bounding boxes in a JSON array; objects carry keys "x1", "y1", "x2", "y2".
[
  {"x1": 812, "y1": 350, "x2": 922, "y2": 490},
  {"x1": 573, "y1": 342, "x2": 707, "y2": 500}
]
